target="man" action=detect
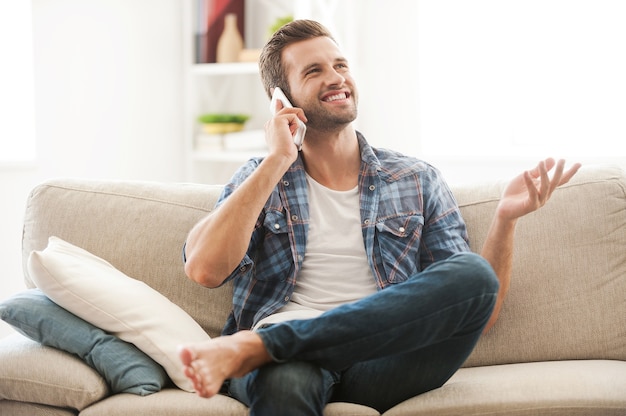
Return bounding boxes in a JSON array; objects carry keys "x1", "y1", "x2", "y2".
[{"x1": 179, "y1": 20, "x2": 580, "y2": 415}]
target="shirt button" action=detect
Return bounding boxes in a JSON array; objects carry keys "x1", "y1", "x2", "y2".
[
  {"x1": 364, "y1": 219, "x2": 370, "y2": 225},
  {"x1": 283, "y1": 180, "x2": 290, "y2": 186},
  {"x1": 291, "y1": 215, "x2": 298, "y2": 221},
  {"x1": 398, "y1": 227, "x2": 406, "y2": 233},
  {"x1": 274, "y1": 223, "x2": 280, "y2": 229},
  {"x1": 239, "y1": 265, "x2": 247, "y2": 272},
  {"x1": 284, "y1": 296, "x2": 290, "y2": 302},
  {"x1": 297, "y1": 255, "x2": 303, "y2": 262},
  {"x1": 369, "y1": 185, "x2": 376, "y2": 191}
]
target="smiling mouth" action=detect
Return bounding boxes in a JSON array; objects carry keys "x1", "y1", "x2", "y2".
[{"x1": 323, "y1": 92, "x2": 349, "y2": 102}]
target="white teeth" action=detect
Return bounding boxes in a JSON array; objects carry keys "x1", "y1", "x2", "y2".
[{"x1": 325, "y1": 93, "x2": 347, "y2": 102}]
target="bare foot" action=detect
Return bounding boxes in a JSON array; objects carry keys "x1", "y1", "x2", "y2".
[{"x1": 178, "y1": 330, "x2": 272, "y2": 398}]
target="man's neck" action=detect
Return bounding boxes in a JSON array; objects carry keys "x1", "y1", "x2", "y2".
[{"x1": 300, "y1": 126, "x2": 360, "y2": 191}]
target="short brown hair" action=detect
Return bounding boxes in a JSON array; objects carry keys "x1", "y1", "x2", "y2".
[{"x1": 259, "y1": 19, "x2": 336, "y2": 99}]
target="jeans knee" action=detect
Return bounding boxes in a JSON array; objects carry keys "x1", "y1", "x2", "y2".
[
  {"x1": 451, "y1": 252, "x2": 499, "y2": 294},
  {"x1": 255, "y1": 361, "x2": 324, "y2": 392},
  {"x1": 249, "y1": 361, "x2": 331, "y2": 415}
]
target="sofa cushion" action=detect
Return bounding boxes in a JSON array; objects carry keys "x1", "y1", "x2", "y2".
[
  {"x1": 0, "y1": 333, "x2": 108, "y2": 410},
  {"x1": 384, "y1": 360, "x2": 626, "y2": 416},
  {"x1": 0, "y1": 288, "x2": 168, "y2": 395},
  {"x1": 27, "y1": 236, "x2": 211, "y2": 393},
  {"x1": 454, "y1": 165, "x2": 626, "y2": 366},
  {"x1": 78, "y1": 388, "x2": 381, "y2": 416},
  {"x1": 79, "y1": 389, "x2": 248, "y2": 416},
  {"x1": 0, "y1": 400, "x2": 77, "y2": 416}
]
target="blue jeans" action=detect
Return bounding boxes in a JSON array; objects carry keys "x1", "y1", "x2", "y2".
[{"x1": 228, "y1": 252, "x2": 498, "y2": 415}]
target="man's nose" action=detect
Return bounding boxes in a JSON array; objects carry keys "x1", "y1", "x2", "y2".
[{"x1": 325, "y1": 68, "x2": 345, "y2": 87}]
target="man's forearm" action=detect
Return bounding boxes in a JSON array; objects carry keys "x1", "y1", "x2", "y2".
[{"x1": 480, "y1": 215, "x2": 517, "y2": 333}]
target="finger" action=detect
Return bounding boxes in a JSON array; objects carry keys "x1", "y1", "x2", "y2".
[
  {"x1": 523, "y1": 170, "x2": 538, "y2": 201},
  {"x1": 296, "y1": 107, "x2": 308, "y2": 124},
  {"x1": 538, "y1": 160, "x2": 550, "y2": 203},
  {"x1": 543, "y1": 157, "x2": 556, "y2": 172},
  {"x1": 527, "y1": 160, "x2": 543, "y2": 179},
  {"x1": 288, "y1": 115, "x2": 300, "y2": 135},
  {"x1": 528, "y1": 158, "x2": 552, "y2": 180},
  {"x1": 269, "y1": 87, "x2": 282, "y2": 113},
  {"x1": 559, "y1": 162, "x2": 582, "y2": 185},
  {"x1": 274, "y1": 98, "x2": 285, "y2": 113},
  {"x1": 546, "y1": 159, "x2": 566, "y2": 196}
]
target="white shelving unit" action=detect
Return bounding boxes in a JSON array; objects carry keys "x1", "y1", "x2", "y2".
[
  {"x1": 182, "y1": 0, "x2": 270, "y2": 184},
  {"x1": 181, "y1": 0, "x2": 348, "y2": 184}
]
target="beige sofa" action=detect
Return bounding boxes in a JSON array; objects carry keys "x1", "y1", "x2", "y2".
[{"x1": 0, "y1": 164, "x2": 625, "y2": 415}]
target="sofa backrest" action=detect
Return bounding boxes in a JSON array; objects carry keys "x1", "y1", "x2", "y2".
[
  {"x1": 21, "y1": 179, "x2": 233, "y2": 338},
  {"x1": 21, "y1": 166, "x2": 626, "y2": 365},
  {"x1": 455, "y1": 165, "x2": 626, "y2": 367}
]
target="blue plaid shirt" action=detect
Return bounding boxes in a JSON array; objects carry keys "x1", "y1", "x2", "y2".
[{"x1": 214, "y1": 132, "x2": 470, "y2": 335}]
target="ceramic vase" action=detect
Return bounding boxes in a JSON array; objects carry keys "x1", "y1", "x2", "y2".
[{"x1": 216, "y1": 13, "x2": 243, "y2": 63}]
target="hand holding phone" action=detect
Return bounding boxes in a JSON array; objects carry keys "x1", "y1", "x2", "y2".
[{"x1": 270, "y1": 87, "x2": 306, "y2": 150}]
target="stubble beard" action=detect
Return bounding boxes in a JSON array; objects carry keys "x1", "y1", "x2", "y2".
[{"x1": 303, "y1": 100, "x2": 358, "y2": 132}]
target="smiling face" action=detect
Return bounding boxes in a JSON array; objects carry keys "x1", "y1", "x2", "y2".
[{"x1": 282, "y1": 36, "x2": 358, "y2": 132}]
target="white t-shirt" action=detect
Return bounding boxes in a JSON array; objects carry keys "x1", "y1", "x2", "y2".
[{"x1": 254, "y1": 173, "x2": 378, "y2": 329}]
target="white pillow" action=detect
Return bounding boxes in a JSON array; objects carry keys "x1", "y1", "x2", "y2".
[{"x1": 27, "y1": 236, "x2": 211, "y2": 392}]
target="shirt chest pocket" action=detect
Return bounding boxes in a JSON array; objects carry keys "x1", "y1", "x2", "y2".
[
  {"x1": 374, "y1": 214, "x2": 424, "y2": 283},
  {"x1": 254, "y1": 210, "x2": 293, "y2": 282}
]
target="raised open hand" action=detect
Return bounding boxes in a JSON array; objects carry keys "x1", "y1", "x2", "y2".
[{"x1": 497, "y1": 158, "x2": 581, "y2": 221}]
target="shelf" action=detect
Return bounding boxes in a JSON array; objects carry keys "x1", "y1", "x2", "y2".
[
  {"x1": 191, "y1": 62, "x2": 258, "y2": 76},
  {"x1": 194, "y1": 128, "x2": 266, "y2": 153}
]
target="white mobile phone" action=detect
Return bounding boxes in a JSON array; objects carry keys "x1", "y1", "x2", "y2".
[{"x1": 270, "y1": 87, "x2": 306, "y2": 150}]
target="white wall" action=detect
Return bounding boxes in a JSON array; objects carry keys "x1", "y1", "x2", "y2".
[
  {"x1": 350, "y1": 1, "x2": 420, "y2": 157},
  {"x1": 32, "y1": 0, "x2": 184, "y2": 181},
  {"x1": 416, "y1": 0, "x2": 626, "y2": 185},
  {"x1": 0, "y1": 169, "x2": 40, "y2": 337},
  {"x1": 0, "y1": 0, "x2": 185, "y2": 337}
]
